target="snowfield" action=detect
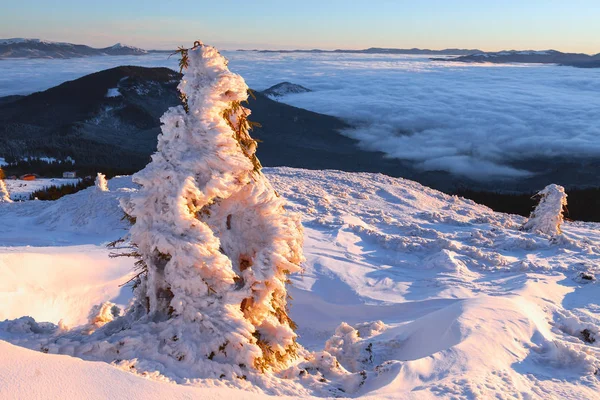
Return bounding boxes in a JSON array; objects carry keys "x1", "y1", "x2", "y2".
[
  {"x1": 5, "y1": 178, "x2": 81, "y2": 201},
  {"x1": 1, "y1": 168, "x2": 599, "y2": 399}
]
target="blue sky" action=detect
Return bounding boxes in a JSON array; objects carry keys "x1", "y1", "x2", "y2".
[{"x1": 2, "y1": 0, "x2": 599, "y2": 53}]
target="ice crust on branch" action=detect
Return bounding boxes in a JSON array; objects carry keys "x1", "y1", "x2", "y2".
[{"x1": 522, "y1": 184, "x2": 567, "y2": 236}]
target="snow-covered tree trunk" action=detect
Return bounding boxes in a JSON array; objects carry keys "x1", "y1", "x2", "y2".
[
  {"x1": 95, "y1": 173, "x2": 108, "y2": 192},
  {"x1": 0, "y1": 169, "x2": 11, "y2": 203},
  {"x1": 122, "y1": 42, "x2": 304, "y2": 373},
  {"x1": 522, "y1": 184, "x2": 567, "y2": 236}
]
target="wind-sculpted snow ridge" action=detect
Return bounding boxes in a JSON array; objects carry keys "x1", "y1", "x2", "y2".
[{"x1": 1, "y1": 169, "x2": 600, "y2": 398}]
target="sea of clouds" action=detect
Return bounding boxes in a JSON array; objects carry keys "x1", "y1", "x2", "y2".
[{"x1": 2, "y1": 52, "x2": 599, "y2": 180}]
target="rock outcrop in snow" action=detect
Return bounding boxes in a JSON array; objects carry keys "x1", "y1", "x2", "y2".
[{"x1": 522, "y1": 184, "x2": 567, "y2": 236}]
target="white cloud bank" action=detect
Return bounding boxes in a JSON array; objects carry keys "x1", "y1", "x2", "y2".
[{"x1": 2, "y1": 52, "x2": 600, "y2": 180}]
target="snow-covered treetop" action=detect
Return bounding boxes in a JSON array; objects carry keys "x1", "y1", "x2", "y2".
[
  {"x1": 95, "y1": 173, "x2": 108, "y2": 192},
  {"x1": 522, "y1": 184, "x2": 567, "y2": 236}
]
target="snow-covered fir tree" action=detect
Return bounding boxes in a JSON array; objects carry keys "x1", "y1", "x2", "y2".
[
  {"x1": 95, "y1": 173, "x2": 108, "y2": 192},
  {"x1": 522, "y1": 184, "x2": 567, "y2": 236},
  {"x1": 118, "y1": 42, "x2": 304, "y2": 374},
  {"x1": 0, "y1": 168, "x2": 11, "y2": 203}
]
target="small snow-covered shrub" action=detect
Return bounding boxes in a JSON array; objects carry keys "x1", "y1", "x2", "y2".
[
  {"x1": 0, "y1": 168, "x2": 11, "y2": 203},
  {"x1": 0, "y1": 180, "x2": 11, "y2": 203},
  {"x1": 522, "y1": 184, "x2": 567, "y2": 236},
  {"x1": 95, "y1": 172, "x2": 108, "y2": 192},
  {"x1": 325, "y1": 321, "x2": 387, "y2": 372}
]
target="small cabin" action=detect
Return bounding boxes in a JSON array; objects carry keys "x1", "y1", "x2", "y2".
[
  {"x1": 21, "y1": 174, "x2": 37, "y2": 181},
  {"x1": 63, "y1": 171, "x2": 77, "y2": 178}
]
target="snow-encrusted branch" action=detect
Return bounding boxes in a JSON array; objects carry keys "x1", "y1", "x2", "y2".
[{"x1": 522, "y1": 184, "x2": 567, "y2": 236}]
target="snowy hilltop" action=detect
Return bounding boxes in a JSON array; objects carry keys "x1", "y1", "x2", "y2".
[
  {"x1": 1, "y1": 168, "x2": 599, "y2": 398},
  {"x1": 262, "y1": 82, "x2": 312, "y2": 99}
]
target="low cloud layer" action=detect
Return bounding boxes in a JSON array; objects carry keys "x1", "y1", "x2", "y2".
[
  {"x1": 230, "y1": 52, "x2": 600, "y2": 180},
  {"x1": 3, "y1": 52, "x2": 600, "y2": 180}
]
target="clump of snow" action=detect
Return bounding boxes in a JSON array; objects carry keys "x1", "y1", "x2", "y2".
[
  {"x1": 86, "y1": 302, "x2": 121, "y2": 332},
  {"x1": 1, "y1": 316, "x2": 57, "y2": 335},
  {"x1": 522, "y1": 184, "x2": 567, "y2": 236},
  {"x1": 95, "y1": 173, "x2": 108, "y2": 192},
  {"x1": 105, "y1": 87, "x2": 121, "y2": 98},
  {"x1": 324, "y1": 321, "x2": 386, "y2": 372}
]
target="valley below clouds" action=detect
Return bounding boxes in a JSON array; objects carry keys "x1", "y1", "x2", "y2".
[{"x1": 2, "y1": 51, "x2": 600, "y2": 181}]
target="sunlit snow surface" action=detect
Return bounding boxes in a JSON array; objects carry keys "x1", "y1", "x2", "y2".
[
  {"x1": 2, "y1": 53, "x2": 600, "y2": 179},
  {"x1": 1, "y1": 169, "x2": 599, "y2": 399}
]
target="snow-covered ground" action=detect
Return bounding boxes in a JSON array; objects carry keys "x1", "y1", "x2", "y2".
[
  {"x1": 1, "y1": 169, "x2": 599, "y2": 399},
  {"x1": 5, "y1": 178, "x2": 80, "y2": 201}
]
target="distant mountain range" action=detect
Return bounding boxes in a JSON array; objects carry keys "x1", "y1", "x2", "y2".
[
  {"x1": 241, "y1": 47, "x2": 483, "y2": 55},
  {"x1": 0, "y1": 40, "x2": 485, "y2": 59},
  {"x1": 432, "y1": 50, "x2": 600, "y2": 68},
  {"x1": 0, "y1": 38, "x2": 152, "y2": 59},
  {"x1": 4, "y1": 40, "x2": 599, "y2": 67}
]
